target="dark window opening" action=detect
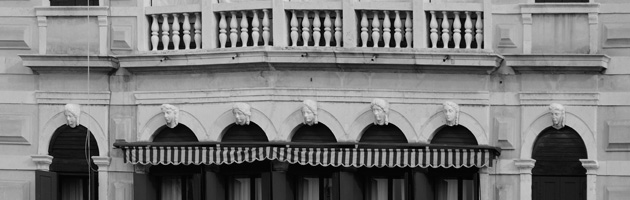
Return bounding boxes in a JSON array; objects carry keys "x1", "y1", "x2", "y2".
[
  {"x1": 431, "y1": 125, "x2": 478, "y2": 146},
  {"x1": 535, "y1": 0, "x2": 588, "y2": 3},
  {"x1": 359, "y1": 124, "x2": 407, "y2": 143},
  {"x1": 51, "y1": 0, "x2": 98, "y2": 6},
  {"x1": 222, "y1": 122, "x2": 269, "y2": 142},
  {"x1": 291, "y1": 123, "x2": 337, "y2": 143}
]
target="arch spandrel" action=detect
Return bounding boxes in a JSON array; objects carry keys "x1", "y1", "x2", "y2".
[{"x1": 40, "y1": 111, "x2": 108, "y2": 156}]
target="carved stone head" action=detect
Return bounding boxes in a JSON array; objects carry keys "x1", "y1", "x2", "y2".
[
  {"x1": 549, "y1": 103, "x2": 565, "y2": 129},
  {"x1": 161, "y1": 104, "x2": 180, "y2": 128},
  {"x1": 442, "y1": 101, "x2": 460, "y2": 126},
  {"x1": 233, "y1": 103, "x2": 252, "y2": 125},
  {"x1": 302, "y1": 100, "x2": 318, "y2": 126},
  {"x1": 64, "y1": 104, "x2": 81, "y2": 128},
  {"x1": 371, "y1": 98, "x2": 389, "y2": 125}
]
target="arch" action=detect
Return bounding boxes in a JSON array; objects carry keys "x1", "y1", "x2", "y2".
[
  {"x1": 277, "y1": 107, "x2": 345, "y2": 142},
  {"x1": 49, "y1": 124, "x2": 99, "y2": 172},
  {"x1": 138, "y1": 110, "x2": 208, "y2": 142},
  {"x1": 359, "y1": 124, "x2": 407, "y2": 143},
  {"x1": 209, "y1": 108, "x2": 277, "y2": 142},
  {"x1": 291, "y1": 123, "x2": 337, "y2": 142},
  {"x1": 521, "y1": 111, "x2": 597, "y2": 160},
  {"x1": 420, "y1": 110, "x2": 489, "y2": 145},
  {"x1": 40, "y1": 111, "x2": 108, "y2": 156},
  {"x1": 348, "y1": 107, "x2": 417, "y2": 143},
  {"x1": 532, "y1": 126, "x2": 587, "y2": 176},
  {"x1": 221, "y1": 122, "x2": 269, "y2": 142},
  {"x1": 430, "y1": 125, "x2": 478, "y2": 145},
  {"x1": 153, "y1": 124, "x2": 199, "y2": 142}
]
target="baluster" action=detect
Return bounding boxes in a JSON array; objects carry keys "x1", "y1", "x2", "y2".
[
  {"x1": 230, "y1": 12, "x2": 238, "y2": 47},
  {"x1": 183, "y1": 13, "x2": 191, "y2": 49},
  {"x1": 393, "y1": 11, "x2": 402, "y2": 48},
  {"x1": 302, "y1": 10, "x2": 310, "y2": 46},
  {"x1": 240, "y1": 11, "x2": 249, "y2": 47},
  {"x1": 151, "y1": 14, "x2": 159, "y2": 51},
  {"x1": 441, "y1": 11, "x2": 450, "y2": 49},
  {"x1": 262, "y1": 9, "x2": 270, "y2": 46},
  {"x1": 453, "y1": 11, "x2": 461, "y2": 49},
  {"x1": 334, "y1": 10, "x2": 342, "y2": 47},
  {"x1": 464, "y1": 11, "x2": 472, "y2": 49},
  {"x1": 360, "y1": 11, "x2": 369, "y2": 47},
  {"x1": 313, "y1": 11, "x2": 321, "y2": 46},
  {"x1": 172, "y1": 14, "x2": 180, "y2": 50},
  {"x1": 475, "y1": 11, "x2": 483, "y2": 49},
  {"x1": 218, "y1": 12, "x2": 227, "y2": 48},
  {"x1": 371, "y1": 11, "x2": 380, "y2": 47},
  {"x1": 290, "y1": 10, "x2": 299, "y2": 46},
  {"x1": 323, "y1": 11, "x2": 332, "y2": 47},
  {"x1": 405, "y1": 11, "x2": 412, "y2": 48},
  {"x1": 194, "y1": 13, "x2": 201, "y2": 49},
  {"x1": 251, "y1": 10, "x2": 260, "y2": 47},
  {"x1": 383, "y1": 11, "x2": 391, "y2": 48},
  {"x1": 161, "y1": 14, "x2": 170, "y2": 50},
  {"x1": 429, "y1": 11, "x2": 438, "y2": 48}
]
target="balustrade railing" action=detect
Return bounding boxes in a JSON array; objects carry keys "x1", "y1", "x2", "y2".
[
  {"x1": 427, "y1": 11, "x2": 483, "y2": 49},
  {"x1": 358, "y1": 10, "x2": 412, "y2": 48},
  {"x1": 289, "y1": 10, "x2": 342, "y2": 47},
  {"x1": 149, "y1": 12, "x2": 202, "y2": 51},
  {"x1": 217, "y1": 9, "x2": 271, "y2": 48}
]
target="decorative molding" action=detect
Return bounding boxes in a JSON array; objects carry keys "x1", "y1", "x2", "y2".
[
  {"x1": 19, "y1": 55, "x2": 119, "y2": 74},
  {"x1": 111, "y1": 26, "x2": 133, "y2": 51},
  {"x1": 145, "y1": 4, "x2": 201, "y2": 15},
  {"x1": 92, "y1": 156, "x2": 111, "y2": 171},
  {"x1": 605, "y1": 186, "x2": 630, "y2": 200},
  {"x1": 115, "y1": 48, "x2": 502, "y2": 74},
  {"x1": 495, "y1": 118, "x2": 514, "y2": 150},
  {"x1": 0, "y1": 114, "x2": 32, "y2": 145},
  {"x1": 35, "y1": 91, "x2": 111, "y2": 105},
  {"x1": 520, "y1": 3, "x2": 600, "y2": 14},
  {"x1": 580, "y1": 159, "x2": 599, "y2": 174},
  {"x1": 0, "y1": 181, "x2": 30, "y2": 200},
  {"x1": 133, "y1": 89, "x2": 491, "y2": 105},
  {"x1": 496, "y1": 25, "x2": 517, "y2": 48},
  {"x1": 519, "y1": 92, "x2": 599, "y2": 106},
  {"x1": 31, "y1": 155, "x2": 53, "y2": 171},
  {"x1": 606, "y1": 120, "x2": 630, "y2": 151},
  {"x1": 602, "y1": 24, "x2": 630, "y2": 49},
  {"x1": 0, "y1": 25, "x2": 32, "y2": 50},
  {"x1": 34, "y1": 6, "x2": 109, "y2": 17},
  {"x1": 504, "y1": 54, "x2": 609, "y2": 74},
  {"x1": 514, "y1": 159, "x2": 535, "y2": 174}
]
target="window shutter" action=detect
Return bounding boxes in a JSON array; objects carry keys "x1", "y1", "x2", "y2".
[{"x1": 36, "y1": 171, "x2": 58, "y2": 200}]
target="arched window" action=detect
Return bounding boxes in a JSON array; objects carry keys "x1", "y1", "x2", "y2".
[
  {"x1": 150, "y1": 124, "x2": 201, "y2": 200},
  {"x1": 290, "y1": 123, "x2": 336, "y2": 200},
  {"x1": 430, "y1": 125, "x2": 479, "y2": 200},
  {"x1": 359, "y1": 124, "x2": 407, "y2": 143},
  {"x1": 48, "y1": 124, "x2": 99, "y2": 200},
  {"x1": 222, "y1": 122, "x2": 268, "y2": 142},
  {"x1": 291, "y1": 123, "x2": 336, "y2": 143},
  {"x1": 532, "y1": 126, "x2": 587, "y2": 200}
]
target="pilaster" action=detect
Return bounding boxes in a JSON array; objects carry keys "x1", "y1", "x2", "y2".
[{"x1": 515, "y1": 159, "x2": 535, "y2": 200}]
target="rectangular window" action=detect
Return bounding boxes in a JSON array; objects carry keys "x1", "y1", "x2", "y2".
[
  {"x1": 50, "y1": 0, "x2": 98, "y2": 6},
  {"x1": 297, "y1": 176, "x2": 333, "y2": 200},
  {"x1": 229, "y1": 176, "x2": 262, "y2": 200},
  {"x1": 366, "y1": 177, "x2": 407, "y2": 200}
]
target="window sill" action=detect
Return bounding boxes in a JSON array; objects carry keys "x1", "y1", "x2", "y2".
[
  {"x1": 520, "y1": 3, "x2": 599, "y2": 14},
  {"x1": 35, "y1": 6, "x2": 108, "y2": 17}
]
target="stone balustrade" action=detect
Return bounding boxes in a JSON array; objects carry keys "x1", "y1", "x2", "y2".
[
  {"x1": 358, "y1": 10, "x2": 412, "y2": 48},
  {"x1": 149, "y1": 11, "x2": 202, "y2": 51},
  {"x1": 142, "y1": 2, "x2": 488, "y2": 51},
  {"x1": 289, "y1": 10, "x2": 342, "y2": 47},
  {"x1": 428, "y1": 10, "x2": 483, "y2": 49},
  {"x1": 218, "y1": 9, "x2": 271, "y2": 48}
]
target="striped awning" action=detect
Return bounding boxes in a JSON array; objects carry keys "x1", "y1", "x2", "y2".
[{"x1": 116, "y1": 144, "x2": 498, "y2": 168}]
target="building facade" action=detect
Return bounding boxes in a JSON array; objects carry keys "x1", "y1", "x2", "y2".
[{"x1": 0, "y1": 0, "x2": 629, "y2": 200}]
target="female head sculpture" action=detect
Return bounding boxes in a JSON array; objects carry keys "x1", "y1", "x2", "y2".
[
  {"x1": 233, "y1": 102, "x2": 252, "y2": 125},
  {"x1": 442, "y1": 101, "x2": 460, "y2": 126},
  {"x1": 549, "y1": 103, "x2": 565, "y2": 129},
  {"x1": 371, "y1": 98, "x2": 390, "y2": 125},
  {"x1": 64, "y1": 104, "x2": 81, "y2": 128},
  {"x1": 302, "y1": 100, "x2": 318, "y2": 126},
  {"x1": 161, "y1": 104, "x2": 180, "y2": 128}
]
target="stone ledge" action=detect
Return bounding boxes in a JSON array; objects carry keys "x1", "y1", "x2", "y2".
[
  {"x1": 520, "y1": 3, "x2": 599, "y2": 14},
  {"x1": 35, "y1": 6, "x2": 109, "y2": 17},
  {"x1": 19, "y1": 54, "x2": 119, "y2": 74},
  {"x1": 504, "y1": 54, "x2": 609, "y2": 74},
  {"x1": 116, "y1": 47, "x2": 502, "y2": 74}
]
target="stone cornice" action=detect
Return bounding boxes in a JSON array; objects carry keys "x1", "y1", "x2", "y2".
[
  {"x1": 19, "y1": 54, "x2": 119, "y2": 74},
  {"x1": 115, "y1": 47, "x2": 502, "y2": 74},
  {"x1": 503, "y1": 54, "x2": 609, "y2": 74}
]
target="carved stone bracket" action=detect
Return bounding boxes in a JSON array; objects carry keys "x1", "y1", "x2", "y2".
[
  {"x1": 31, "y1": 154, "x2": 53, "y2": 171},
  {"x1": 580, "y1": 159, "x2": 599, "y2": 175},
  {"x1": 92, "y1": 156, "x2": 111, "y2": 172},
  {"x1": 514, "y1": 159, "x2": 536, "y2": 174}
]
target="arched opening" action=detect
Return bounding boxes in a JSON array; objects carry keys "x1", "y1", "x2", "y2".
[
  {"x1": 532, "y1": 126, "x2": 587, "y2": 200},
  {"x1": 291, "y1": 123, "x2": 337, "y2": 143},
  {"x1": 359, "y1": 124, "x2": 407, "y2": 143},
  {"x1": 429, "y1": 125, "x2": 479, "y2": 200},
  {"x1": 48, "y1": 124, "x2": 99, "y2": 200},
  {"x1": 221, "y1": 122, "x2": 268, "y2": 142},
  {"x1": 430, "y1": 125, "x2": 478, "y2": 145},
  {"x1": 150, "y1": 124, "x2": 201, "y2": 200}
]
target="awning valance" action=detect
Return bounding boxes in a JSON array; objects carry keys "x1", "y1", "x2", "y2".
[{"x1": 115, "y1": 142, "x2": 499, "y2": 168}]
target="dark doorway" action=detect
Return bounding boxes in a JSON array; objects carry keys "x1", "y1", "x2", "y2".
[
  {"x1": 48, "y1": 124, "x2": 99, "y2": 200},
  {"x1": 532, "y1": 126, "x2": 587, "y2": 200}
]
